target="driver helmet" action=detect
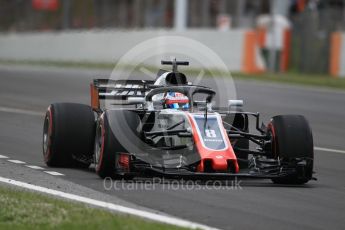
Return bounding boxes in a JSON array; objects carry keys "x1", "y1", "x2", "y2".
[{"x1": 164, "y1": 72, "x2": 189, "y2": 109}]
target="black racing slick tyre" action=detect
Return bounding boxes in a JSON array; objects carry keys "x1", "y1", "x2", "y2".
[
  {"x1": 95, "y1": 110, "x2": 141, "y2": 179},
  {"x1": 267, "y1": 115, "x2": 314, "y2": 184},
  {"x1": 43, "y1": 103, "x2": 95, "y2": 167}
]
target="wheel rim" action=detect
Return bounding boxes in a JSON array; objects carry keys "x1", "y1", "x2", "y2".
[
  {"x1": 43, "y1": 114, "x2": 50, "y2": 158},
  {"x1": 266, "y1": 123, "x2": 277, "y2": 158},
  {"x1": 94, "y1": 122, "x2": 102, "y2": 170}
]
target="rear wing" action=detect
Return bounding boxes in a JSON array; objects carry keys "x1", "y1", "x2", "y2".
[{"x1": 90, "y1": 79, "x2": 155, "y2": 110}]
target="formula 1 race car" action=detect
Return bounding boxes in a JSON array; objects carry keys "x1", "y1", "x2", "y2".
[{"x1": 42, "y1": 59, "x2": 315, "y2": 184}]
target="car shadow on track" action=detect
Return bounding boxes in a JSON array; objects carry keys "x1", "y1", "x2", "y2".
[{"x1": 110, "y1": 177, "x2": 317, "y2": 189}]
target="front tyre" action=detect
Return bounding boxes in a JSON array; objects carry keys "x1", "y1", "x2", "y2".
[
  {"x1": 267, "y1": 115, "x2": 314, "y2": 184},
  {"x1": 95, "y1": 110, "x2": 141, "y2": 179}
]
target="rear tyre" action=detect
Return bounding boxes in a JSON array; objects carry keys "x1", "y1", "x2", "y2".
[
  {"x1": 43, "y1": 103, "x2": 95, "y2": 167},
  {"x1": 95, "y1": 110, "x2": 141, "y2": 179},
  {"x1": 267, "y1": 115, "x2": 314, "y2": 184}
]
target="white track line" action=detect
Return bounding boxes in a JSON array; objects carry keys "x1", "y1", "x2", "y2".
[
  {"x1": 44, "y1": 171, "x2": 64, "y2": 176},
  {"x1": 314, "y1": 146, "x2": 345, "y2": 155},
  {"x1": 0, "y1": 106, "x2": 43, "y2": 116},
  {"x1": 26, "y1": 165, "x2": 45, "y2": 170},
  {"x1": 0, "y1": 176, "x2": 217, "y2": 230},
  {"x1": 7, "y1": 160, "x2": 26, "y2": 164},
  {"x1": 0, "y1": 155, "x2": 9, "y2": 159}
]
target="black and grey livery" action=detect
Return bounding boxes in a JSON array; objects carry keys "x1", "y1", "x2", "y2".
[{"x1": 42, "y1": 59, "x2": 315, "y2": 184}]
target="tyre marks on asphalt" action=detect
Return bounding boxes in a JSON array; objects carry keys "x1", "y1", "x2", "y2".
[
  {"x1": 314, "y1": 146, "x2": 345, "y2": 155},
  {"x1": 0, "y1": 106, "x2": 43, "y2": 117},
  {"x1": 1, "y1": 154, "x2": 64, "y2": 176}
]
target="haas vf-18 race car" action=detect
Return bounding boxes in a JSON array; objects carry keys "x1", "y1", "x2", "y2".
[{"x1": 43, "y1": 60, "x2": 315, "y2": 184}]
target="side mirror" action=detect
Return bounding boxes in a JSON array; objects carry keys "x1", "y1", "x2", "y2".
[
  {"x1": 228, "y1": 100, "x2": 244, "y2": 110},
  {"x1": 127, "y1": 97, "x2": 145, "y2": 104}
]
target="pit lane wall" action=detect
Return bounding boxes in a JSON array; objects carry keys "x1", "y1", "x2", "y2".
[
  {"x1": 330, "y1": 32, "x2": 345, "y2": 78},
  {"x1": 0, "y1": 29, "x2": 265, "y2": 73}
]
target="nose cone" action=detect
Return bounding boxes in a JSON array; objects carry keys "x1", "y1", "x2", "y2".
[{"x1": 212, "y1": 155, "x2": 228, "y2": 171}]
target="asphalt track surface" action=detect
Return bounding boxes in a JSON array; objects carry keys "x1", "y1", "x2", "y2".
[{"x1": 0, "y1": 65, "x2": 344, "y2": 230}]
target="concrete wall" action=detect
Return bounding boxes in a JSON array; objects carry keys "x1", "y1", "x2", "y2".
[{"x1": 0, "y1": 29, "x2": 265, "y2": 72}]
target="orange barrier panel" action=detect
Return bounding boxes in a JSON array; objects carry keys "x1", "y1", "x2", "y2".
[
  {"x1": 329, "y1": 32, "x2": 342, "y2": 77},
  {"x1": 297, "y1": 0, "x2": 306, "y2": 12},
  {"x1": 90, "y1": 83, "x2": 100, "y2": 110},
  {"x1": 256, "y1": 27, "x2": 266, "y2": 48},
  {"x1": 280, "y1": 29, "x2": 291, "y2": 72},
  {"x1": 242, "y1": 31, "x2": 265, "y2": 74}
]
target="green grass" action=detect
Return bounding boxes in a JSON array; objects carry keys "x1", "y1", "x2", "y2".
[
  {"x1": 1, "y1": 59, "x2": 345, "y2": 90},
  {"x1": 0, "y1": 59, "x2": 116, "y2": 70},
  {"x1": 233, "y1": 72, "x2": 345, "y2": 90},
  {"x1": 0, "y1": 186, "x2": 186, "y2": 230}
]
